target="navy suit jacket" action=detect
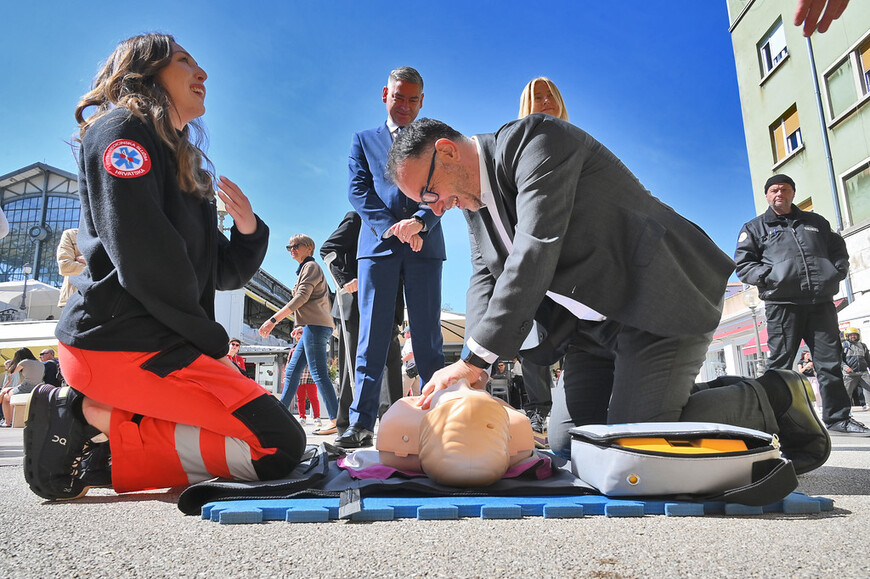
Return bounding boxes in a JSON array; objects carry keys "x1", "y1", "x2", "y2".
[
  {"x1": 320, "y1": 211, "x2": 404, "y2": 325},
  {"x1": 464, "y1": 115, "x2": 735, "y2": 359},
  {"x1": 348, "y1": 123, "x2": 445, "y2": 260}
]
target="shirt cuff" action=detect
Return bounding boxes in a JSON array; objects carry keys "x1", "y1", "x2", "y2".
[{"x1": 464, "y1": 338, "x2": 498, "y2": 365}]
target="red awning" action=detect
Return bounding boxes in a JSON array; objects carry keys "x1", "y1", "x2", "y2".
[
  {"x1": 742, "y1": 328, "x2": 769, "y2": 356},
  {"x1": 713, "y1": 323, "x2": 755, "y2": 341}
]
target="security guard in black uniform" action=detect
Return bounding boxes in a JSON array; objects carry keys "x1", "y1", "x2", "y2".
[{"x1": 735, "y1": 174, "x2": 869, "y2": 435}]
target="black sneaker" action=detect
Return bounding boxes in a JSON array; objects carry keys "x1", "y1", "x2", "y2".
[
  {"x1": 78, "y1": 440, "x2": 112, "y2": 488},
  {"x1": 827, "y1": 417, "x2": 870, "y2": 435},
  {"x1": 528, "y1": 410, "x2": 549, "y2": 449},
  {"x1": 23, "y1": 385, "x2": 105, "y2": 500}
]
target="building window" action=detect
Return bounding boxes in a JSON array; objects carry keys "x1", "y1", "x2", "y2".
[
  {"x1": 843, "y1": 163, "x2": 870, "y2": 226},
  {"x1": 0, "y1": 195, "x2": 80, "y2": 287},
  {"x1": 824, "y1": 37, "x2": 870, "y2": 121},
  {"x1": 743, "y1": 351, "x2": 764, "y2": 378},
  {"x1": 861, "y1": 39, "x2": 870, "y2": 93},
  {"x1": 826, "y1": 58, "x2": 857, "y2": 119},
  {"x1": 759, "y1": 20, "x2": 788, "y2": 77},
  {"x1": 770, "y1": 106, "x2": 802, "y2": 164}
]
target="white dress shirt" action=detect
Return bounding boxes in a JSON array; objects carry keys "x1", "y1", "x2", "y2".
[{"x1": 465, "y1": 138, "x2": 605, "y2": 363}]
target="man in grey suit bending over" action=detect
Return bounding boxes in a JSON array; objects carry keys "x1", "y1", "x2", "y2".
[{"x1": 385, "y1": 115, "x2": 832, "y2": 475}]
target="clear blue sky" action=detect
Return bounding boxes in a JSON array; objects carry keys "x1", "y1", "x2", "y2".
[{"x1": 2, "y1": 1, "x2": 758, "y2": 312}]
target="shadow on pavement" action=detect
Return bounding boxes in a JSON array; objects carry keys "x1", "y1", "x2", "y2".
[{"x1": 798, "y1": 465, "x2": 870, "y2": 496}]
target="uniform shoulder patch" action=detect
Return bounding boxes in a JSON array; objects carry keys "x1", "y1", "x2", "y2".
[
  {"x1": 738, "y1": 232, "x2": 748, "y2": 243},
  {"x1": 102, "y1": 139, "x2": 152, "y2": 178}
]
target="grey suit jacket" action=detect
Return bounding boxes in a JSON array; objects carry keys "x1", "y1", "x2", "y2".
[{"x1": 464, "y1": 115, "x2": 734, "y2": 358}]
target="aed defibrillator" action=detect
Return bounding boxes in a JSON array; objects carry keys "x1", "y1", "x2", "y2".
[
  {"x1": 614, "y1": 437, "x2": 748, "y2": 454},
  {"x1": 570, "y1": 422, "x2": 797, "y2": 505}
]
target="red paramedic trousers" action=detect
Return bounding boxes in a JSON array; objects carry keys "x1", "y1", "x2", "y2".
[{"x1": 59, "y1": 342, "x2": 306, "y2": 493}]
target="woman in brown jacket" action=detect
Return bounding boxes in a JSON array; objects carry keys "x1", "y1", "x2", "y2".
[{"x1": 259, "y1": 234, "x2": 338, "y2": 431}]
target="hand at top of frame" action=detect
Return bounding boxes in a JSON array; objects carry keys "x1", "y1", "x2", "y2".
[{"x1": 794, "y1": 0, "x2": 849, "y2": 36}]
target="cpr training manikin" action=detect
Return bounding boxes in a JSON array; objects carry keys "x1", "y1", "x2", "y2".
[{"x1": 376, "y1": 380, "x2": 536, "y2": 486}]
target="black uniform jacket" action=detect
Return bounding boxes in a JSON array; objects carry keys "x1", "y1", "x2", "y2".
[
  {"x1": 56, "y1": 108, "x2": 268, "y2": 359},
  {"x1": 734, "y1": 205, "x2": 848, "y2": 305}
]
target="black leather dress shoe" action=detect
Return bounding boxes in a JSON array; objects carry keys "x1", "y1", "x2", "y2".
[
  {"x1": 761, "y1": 370, "x2": 831, "y2": 475},
  {"x1": 333, "y1": 423, "x2": 374, "y2": 449},
  {"x1": 827, "y1": 417, "x2": 870, "y2": 435}
]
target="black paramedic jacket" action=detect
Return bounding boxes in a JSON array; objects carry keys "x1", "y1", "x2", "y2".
[
  {"x1": 56, "y1": 108, "x2": 269, "y2": 359},
  {"x1": 734, "y1": 205, "x2": 848, "y2": 305}
]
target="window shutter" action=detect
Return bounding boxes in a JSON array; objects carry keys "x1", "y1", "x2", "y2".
[{"x1": 784, "y1": 109, "x2": 800, "y2": 136}]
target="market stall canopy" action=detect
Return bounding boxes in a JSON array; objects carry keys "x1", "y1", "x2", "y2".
[
  {"x1": 0, "y1": 280, "x2": 61, "y2": 321},
  {"x1": 0, "y1": 320, "x2": 59, "y2": 360},
  {"x1": 403, "y1": 309, "x2": 465, "y2": 345}
]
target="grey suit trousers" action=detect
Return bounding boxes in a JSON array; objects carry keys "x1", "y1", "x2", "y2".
[{"x1": 548, "y1": 319, "x2": 779, "y2": 457}]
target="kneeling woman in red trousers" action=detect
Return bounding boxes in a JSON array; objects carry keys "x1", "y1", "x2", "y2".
[{"x1": 23, "y1": 33, "x2": 306, "y2": 500}]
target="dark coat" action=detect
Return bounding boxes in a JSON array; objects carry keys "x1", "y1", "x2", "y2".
[
  {"x1": 463, "y1": 114, "x2": 734, "y2": 358},
  {"x1": 734, "y1": 206, "x2": 848, "y2": 305}
]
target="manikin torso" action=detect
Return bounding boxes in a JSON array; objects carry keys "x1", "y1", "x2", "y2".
[{"x1": 376, "y1": 381, "x2": 535, "y2": 486}]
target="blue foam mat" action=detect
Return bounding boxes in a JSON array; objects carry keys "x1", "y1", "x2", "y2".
[{"x1": 200, "y1": 492, "x2": 834, "y2": 524}]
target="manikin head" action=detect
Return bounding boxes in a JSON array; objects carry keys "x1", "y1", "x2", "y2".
[{"x1": 377, "y1": 381, "x2": 534, "y2": 487}]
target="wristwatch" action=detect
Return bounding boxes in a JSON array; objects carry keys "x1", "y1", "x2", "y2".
[
  {"x1": 270, "y1": 317, "x2": 278, "y2": 324},
  {"x1": 413, "y1": 215, "x2": 426, "y2": 228},
  {"x1": 461, "y1": 348, "x2": 490, "y2": 369}
]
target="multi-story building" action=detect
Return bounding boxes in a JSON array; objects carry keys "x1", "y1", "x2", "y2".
[
  {"x1": 0, "y1": 163, "x2": 80, "y2": 288},
  {"x1": 699, "y1": 3, "x2": 870, "y2": 381},
  {"x1": 727, "y1": 0, "x2": 870, "y2": 296}
]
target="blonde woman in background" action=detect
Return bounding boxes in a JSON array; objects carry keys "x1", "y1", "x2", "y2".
[
  {"x1": 518, "y1": 77, "x2": 569, "y2": 121},
  {"x1": 515, "y1": 76, "x2": 569, "y2": 447}
]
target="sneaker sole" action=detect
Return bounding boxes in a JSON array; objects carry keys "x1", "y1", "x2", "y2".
[
  {"x1": 22, "y1": 385, "x2": 99, "y2": 501},
  {"x1": 23, "y1": 385, "x2": 58, "y2": 500}
]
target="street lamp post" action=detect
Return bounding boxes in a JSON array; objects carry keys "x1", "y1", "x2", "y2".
[
  {"x1": 743, "y1": 291, "x2": 765, "y2": 376},
  {"x1": 20, "y1": 262, "x2": 33, "y2": 315}
]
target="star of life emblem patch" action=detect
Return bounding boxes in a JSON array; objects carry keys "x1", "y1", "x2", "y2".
[{"x1": 103, "y1": 139, "x2": 151, "y2": 178}]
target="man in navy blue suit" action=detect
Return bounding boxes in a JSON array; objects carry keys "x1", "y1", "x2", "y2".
[{"x1": 336, "y1": 67, "x2": 446, "y2": 448}]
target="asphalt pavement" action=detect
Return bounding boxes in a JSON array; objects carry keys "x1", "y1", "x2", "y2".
[{"x1": 2, "y1": 411, "x2": 870, "y2": 578}]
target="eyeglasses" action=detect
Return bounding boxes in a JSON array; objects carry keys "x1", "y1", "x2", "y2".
[
  {"x1": 420, "y1": 148, "x2": 439, "y2": 204},
  {"x1": 286, "y1": 243, "x2": 302, "y2": 251},
  {"x1": 229, "y1": 343, "x2": 240, "y2": 348}
]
